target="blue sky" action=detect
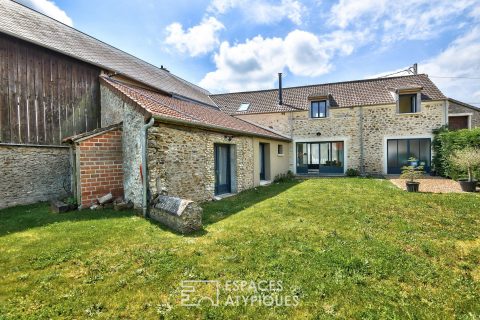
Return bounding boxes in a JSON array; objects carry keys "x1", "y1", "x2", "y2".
[{"x1": 18, "y1": 0, "x2": 480, "y2": 105}]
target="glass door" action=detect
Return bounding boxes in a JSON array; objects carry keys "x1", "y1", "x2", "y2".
[
  {"x1": 215, "y1": 144, "x2": 231, "y2": 195},
  {"x1": 296, "y1": 141, "x2": 344, "y2": 175},
  {"x1": 387, "y1": 139, "x2": 431, "y2": 174}
]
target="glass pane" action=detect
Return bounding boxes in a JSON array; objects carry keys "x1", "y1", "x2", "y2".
[
  {"x1": 399, "y1": 94, "x2": 416, "y2": 113},
  {"x1": 311, "y1": 102, "x2": 319, "y2": 118},
  {"x1": 218, "y1": 146, "x2": 228, "y2": 185},
  {"x1": 419, "y1": 139, "x2": 431, "y2": 166},
  {"x1": 319, "y1": 101, "x2": 326, "y2": 118},
  {"x1": 387, "y1": 140, "x2": 397, "y2": 167},
  {"x1": 409, "y1": 139, "x2": 420, "y2": 160},
  {"x1": 331, "y1": 142, "x2": 343, "y2": 167},
  {"x1": 398, "y1": 140, "x2": 408, "y2": 167},
  {"x1": 297, "y1": 143, "x2": 308, "y2": 166},
  {"x1": 319, "y1": 143, "x2": 329, "y2": 166},
  {"x1": 310, "y1": 144, "x2": 319, "y2": 164}
]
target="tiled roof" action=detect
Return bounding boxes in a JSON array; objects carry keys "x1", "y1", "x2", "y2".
[
  {"x1": 210, "y1": 74, "x2": 446, "y2": 115},
  {"x1": 100, "y1": 77, "x2": 290, "y2": 141},
  {"x1": 0, "y1": 0, "x2": 214, "y2": 106}
]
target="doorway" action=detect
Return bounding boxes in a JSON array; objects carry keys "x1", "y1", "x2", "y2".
[{"x1": 214, "y1": 144, "x2": 231, "y2": 195}]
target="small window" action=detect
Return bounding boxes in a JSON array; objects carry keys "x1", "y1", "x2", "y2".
[
  {"x1": 398, "y1": 94, "x2": 418, "y2": 113},
  {"x1": 278, "y1": 144, "x2": 284, "y2": 155},
  {"x1": 238, "y1": 103, "x2": 250, "y2": 111},
  {"x1": 310, "y1": 100, "x2": 327, "y2": 118}
]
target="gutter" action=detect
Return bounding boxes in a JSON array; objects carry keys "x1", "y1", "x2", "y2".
[{"x1": 142, "y1": 117, "x2": 155, "y2": 217}]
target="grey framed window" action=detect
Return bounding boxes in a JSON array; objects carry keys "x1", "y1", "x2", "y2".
[
  {"x1": 310, "y1": 100, "x2": 327, "y2": 118},
  {"x1": 398, "y1": 94, "x2": 419, "y2": 113}
]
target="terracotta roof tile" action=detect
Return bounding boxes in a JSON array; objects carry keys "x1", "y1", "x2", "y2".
[
  {"x1": 210, "y1": 74, "x2": 446, "y2": 115},
  {"x1": 101, "y1": 77, "x2": 290, "y2": 141}
]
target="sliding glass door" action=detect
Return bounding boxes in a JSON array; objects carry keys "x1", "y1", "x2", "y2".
[
  {"x1": 387, "y1": 138, "x2": 431, "y2": 174},
  {"x1": 296, "y1": 141, "x2": 344, "y2": 175}
]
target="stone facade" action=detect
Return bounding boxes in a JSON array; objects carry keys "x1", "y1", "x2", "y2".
[
  {"x1": 101, "y1": 84, "x2": 144, "y2": 207},
  {"x1": 448, "y1": 101, "x2": 480, "y2": 128},
  {"x1": 148, "y1": 124, "x2": 255, "y2": 202},
  {"x1": 76, "y1": 129, "x2": 123, "y2": 207},
  {"x1": 238, "y1": 101, "x2": 446, "y2": 174},
  {"x1": 0, "y1": 145, "x2": 70, "y2": 209}
]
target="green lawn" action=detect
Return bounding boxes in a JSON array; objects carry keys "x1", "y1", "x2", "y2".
[{"x1": 1, "y1": 178, "x2": 479, "y2": 319}]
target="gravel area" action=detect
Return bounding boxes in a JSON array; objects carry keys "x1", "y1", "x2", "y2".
[{"x1": 387, "y1": 176, "x2": 479, "y2": 193}]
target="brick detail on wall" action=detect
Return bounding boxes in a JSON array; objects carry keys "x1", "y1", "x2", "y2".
[{"x1": 77, "y1": 129, "x2": 124, "y2": 206}]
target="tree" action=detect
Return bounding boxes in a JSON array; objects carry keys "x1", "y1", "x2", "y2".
[{"x1": 449, "y1": 147, "x2": 480, "y2": 182}]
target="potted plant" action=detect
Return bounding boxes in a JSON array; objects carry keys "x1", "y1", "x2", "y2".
[
  {"x1": 401, "y1": 158, "x2": 424, "y2": 192},
  {"x1": 449, "y1": 147, "x2": 480, "y2": 192}
]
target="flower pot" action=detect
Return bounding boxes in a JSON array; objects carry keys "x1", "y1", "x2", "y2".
[
  {"x1": 406, "y1": 181, "x2": 420, "y2": 192},
  {"x1": 458, "y1": 179, "x2": 478, "y2": 192}
]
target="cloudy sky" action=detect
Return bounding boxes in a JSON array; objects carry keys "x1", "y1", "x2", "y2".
[{"x1": 16, "y1": 0, "x2": 480, "y2": 106}]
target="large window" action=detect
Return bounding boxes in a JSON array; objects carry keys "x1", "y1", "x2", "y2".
[
  {"x1": 398, "y1": 94, "x2": 418, "y2": 113},
  {"x1": 310, "y1": 100, "x2": 327, "y2": 118}
]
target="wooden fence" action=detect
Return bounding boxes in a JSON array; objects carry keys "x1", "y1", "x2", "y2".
[{"x1": 0, "y1": 33, "x2": 101, "y2": 145}]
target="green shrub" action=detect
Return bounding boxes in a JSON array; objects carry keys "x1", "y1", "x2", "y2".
[
  {"x1": 274, "y1": 170, "x2": 295, "y2": 183},
  {"x1": 345, "y1": 168, "x2": 360, "y2": 177},
  {"x1": 432, "y1": 127, "x2": 480, "y2": 179}
]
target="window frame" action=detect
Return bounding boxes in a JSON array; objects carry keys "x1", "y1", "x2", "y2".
[
  {"x1": 397, "y1": 92, "x2": 421, "y2": 114},
  {"x1": 277, "y1": 144, "x2": 284, "y2": 156},
  {"x1": 310, "y1": 100, "x2": 328, "y2": 118}
]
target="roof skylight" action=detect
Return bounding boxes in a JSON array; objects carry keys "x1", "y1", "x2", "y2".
[{"x1": 238, "y1": 103, "x2": 250, "y2": 111}]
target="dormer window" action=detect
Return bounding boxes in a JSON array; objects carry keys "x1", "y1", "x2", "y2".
[
  {"x1": 238, "y1": 103, "x2": 250, "y2": 112},
  {"x1": 399, "y1": 94, "x2": 418, "y2": 113},
  {"x1": 310, "y1": 100, "x2": 327, "y2": 118}
]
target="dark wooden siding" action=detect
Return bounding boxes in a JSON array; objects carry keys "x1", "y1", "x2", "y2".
[{"x1": 0, "y1": 33, "x2": 101, "y2": 145}]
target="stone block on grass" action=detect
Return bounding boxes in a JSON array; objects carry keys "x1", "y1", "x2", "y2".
[{"x1": 149, "y1": 195, "x2": 202, "y2": 234}]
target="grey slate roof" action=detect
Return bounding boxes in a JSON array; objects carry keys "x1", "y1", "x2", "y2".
[
  {"x1": 210, "y1": 74, "x2": 447, "y2": 115},
  {"x1": 0, "y1": 0, "x2": 214, "y2": 106}
]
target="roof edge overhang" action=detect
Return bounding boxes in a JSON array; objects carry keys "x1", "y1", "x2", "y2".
[
  {"x1": 63, "y1": 122, "x2": 122, "y2": 143},
  {"x1": 152, "y1": 114, "x2": 291, "y2": 142}
]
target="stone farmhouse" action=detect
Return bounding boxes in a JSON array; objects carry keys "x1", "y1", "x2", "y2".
[{"x1": 1, "y1": 1, "x2": 479, "y2": 210}]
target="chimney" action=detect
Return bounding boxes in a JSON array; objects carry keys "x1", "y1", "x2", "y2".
[
  {"x1": 413, "y1": 63, "x2": 418, "y2": 75},
  {"x1": 278, "y1": 73, "x2": 283, "y2": 105}
]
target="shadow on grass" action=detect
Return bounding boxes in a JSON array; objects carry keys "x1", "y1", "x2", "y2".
[
  {"x1": 201, "y1": 180, "x2": 301, "y2": 227},
  {"x1": 0, "y1": 202, "x2": 135, "y2": 237}
]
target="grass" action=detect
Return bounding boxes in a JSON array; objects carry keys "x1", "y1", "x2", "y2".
[{"x1": 0, "y1": 178, "x2": 479, "y2": 319}]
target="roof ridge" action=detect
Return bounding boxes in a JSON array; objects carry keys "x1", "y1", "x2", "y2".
[{"x1": 210, "y1": 74, "x2": 428, "y2": 96}]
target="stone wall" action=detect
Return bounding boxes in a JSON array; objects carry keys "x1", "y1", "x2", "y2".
[
  {"x1": 100, "y1": 84, "x2": 144, "y2": 207},
  {"x1": 148, "y1": 124, "x2": 255, "y2": 202},
  {"x1": 240, "y1": 101, "x2": 446, "y2": 174},
  {"x1": 236, "y1": 112, "x2": 293, "y2": 137},
  {"x1": 448, "y1": 101, "x2": 480, "y2": 128},
  {"x1": 0, "y1": 145, "x2": 70, "y2": 209},
  {"x1": 361, "y1": 101, "x2": 445, "y2": 173},
  {"x1": 77, "y1": 129, "x2": 123, "y2": 207}
]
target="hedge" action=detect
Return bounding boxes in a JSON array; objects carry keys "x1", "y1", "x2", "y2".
[{"x1": 432, "y1": 126, "x2": 480, "y2": 179}]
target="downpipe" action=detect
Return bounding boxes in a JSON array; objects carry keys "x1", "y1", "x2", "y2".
[{"x1": 142, "y1": 117, "x2": 155, "y2": 217}]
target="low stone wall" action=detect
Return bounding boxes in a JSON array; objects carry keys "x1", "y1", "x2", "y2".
[
  {"x1": 149, "y1": 195, "x2": 202, "y2": 233},
  {"x1": 0, "y1": 145, "x2": 70, "y2": 209}
]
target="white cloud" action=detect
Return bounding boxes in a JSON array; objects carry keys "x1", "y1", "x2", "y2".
[
  {"x1": 208, "y1": 0, "x2": 305, "y2": 25},
  {"x1": 15, "y1": 0, "x2": 73, "y2": 26},
  {"x1": 165, "y1": 17, "x2": 224, "y2": 57},
  {"x1": 421, "y1": 27, "x2": 480, "y2": 104},
  {"x1": 330, "y1": 0, "x2": 478, "y2": 43},
  {"x1": 367, "y1": 27, "x2": 480, "y2": 106},
  {"x1": 200, "y1": 29, "x2": 368, "y2": 92}
]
